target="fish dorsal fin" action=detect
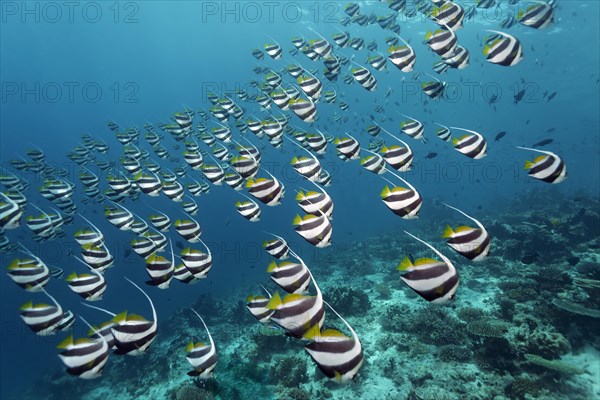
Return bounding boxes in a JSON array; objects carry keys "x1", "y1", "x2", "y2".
[
  {"x1": 74, "y1": 337, "x2": 94, "y2": 345},
  {"x1": 185, "y1": 341, "x2": 194, "y2": 352},
  {"x1": 397, "y1": 256, "x2": 414, "y2": 271},
  {"x1": 380, "y1": 185, "x2": 391, "y2": 198},
  {"x1": 303, "y1": 214, "x2": 318, "y2": 222},
  {"x1": 442, "y1": 225, "x2": 455, "y2": 238},
  {"x1": 455, "y1": 225, "x2": 474, "y2": 233},
  {"x1": 57, "y1": 335, "x2": 74, "y2": 349},
  {"x1": 414, "y1": 258, "x2": 440, "y2": 266},
  {"x1": 112, "y1": 310, "x2": 128, "y2": 323},
  {"x1": 266, "y1": 292, "x2": 283, "y2": 310},
  {"x1": 321, "y1": 329, "x2": 350, "y2": 340},
  {"x1": 127, "y1": 314, "x2": 147, "y2": 322},
  {"x1": 283, "y1": 293, "x2": 305, "y2": 303},
  {"x1": 303, "y1": 323, "x2": 321, "y2": 340},
  {"x1": 266, "y1": 260, "x2": 278, "y2": 273}
]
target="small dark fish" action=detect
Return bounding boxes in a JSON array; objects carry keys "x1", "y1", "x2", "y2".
[
  {"x1": 514, "y1": 89, "x2": 525, "y2": 104},
  {"x1": 547, "y1": 92, "x2": 557, "y2": 102},
  {"x1": 488, "y1": 94, "x2": 498, "y2": 105},
  {"x1": 532, "y1": 139, "x2": 553, "y2": 148},
  {"x1": 525, "y1": 119, "x2": 530, "y2": 125},
  {"x1": 176, "y1": 241, "x2": 184, "y2": 250},
  {"x1": 225, "y1": 219, "x2": 230, "y2": 226},
  {"x1": 425, "y1": 152, "x2": 438, "y2": 159},
  {"x1": 546, "y1": 128, "x2": 556, "y2": 133},
  {"x1": 495, "y1": 131, "x2": 506, "y2": 141},
  {"x1": 123, "y1": 247, "x2": 131, "y2": 259}
]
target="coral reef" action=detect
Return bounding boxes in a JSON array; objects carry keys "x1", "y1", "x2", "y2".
[
  {"x1": 524, "y1": 354, "x2": 584, "y2": 375},
  {"x1": 15, "y1": 192, "x2": 600, "y2": 400},
  {"x1": 326, "y1": 286, "x2": 371, "y2": 316}
]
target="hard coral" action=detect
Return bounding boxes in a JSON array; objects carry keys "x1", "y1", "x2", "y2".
[
  {"x1": 269, "y1": 355, "x2": 308, "y2": 386},
  {"x1": 327, "y1": 286, "x2": 371, "y2": 316},
  {"x1": 466, "y1": 319, "x2": 509, "y2": 338},
  {"x1": 404, "y1": 306, "x2": 466, "y2": 345},
  {"x1": 437, "y1": 345, "x2": 473, "y2": 363},
  {"x1": 523, "y1": 354, "x2": 584, "y2": 375}
]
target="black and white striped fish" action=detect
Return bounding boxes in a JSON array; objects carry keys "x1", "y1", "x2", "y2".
[
  {"x1": 334, "y1": 135, "x2": 360, "y2": 161},
  {"x1": 134, "y1": 171, "x2": 162, "y2": 195},
  {"x1": 421, "y1": 73, "x2": 446, "y2": 99},
  {"x1": 289, "y1": 97, "x2": 317, "y2": 123},
  {"x1": 305, "y1": 130, "x2": 328, "y2": 154},
  {"x1": 451, "y1": 127, "x2": 487, "y2": 159},
  {"x1": 66, "y1": 257, "x2": 107, "y2": 301},
  {"x1": 517, "y1": 146, "x2": 567, "y2": 184},
  {"x1": 19, "y1": 289, "x2": 64, "y2": 335},
  {"x1": 435, "y1": 123, "x2": 452, "y2": 141},
  {"x1": 54, "y1": 310, "x2": 75, "y2": 332},
  {"x1": 149, "y1": 212, "x2": 171, "y2": 232},
  {"x1": 430, "y1": 1, "x2": 464, "y2": 31},
  {"x1": 181, "y1": 242, "x2": 212, "y2": 279},
  {"x1": 6, "y1": 245, "x2": 50, "y2": 291},
  {"x1": 303, "y1": 302, "x2": 363, "y2": 383},
  {"x1": 380, "y1": 140, "x2": 413, "y2": 172},
  {"x1": 74, "y1": 214, "x2": 104, "y2": 246},
  {"x1": 185, "y1": 310, "x2": 217, "y2": 378},
  {"x1": 266, "y1": 252, "x2": 325, "y2": 338},
  {"x1": 162, "y1": 179, "x2": 185, "y2": 202},
  {"x1": 380, "y1": 171, "x2": 422, "y2": 219},
  {"x1": 246, "y1": 286, "x2": 274, "y2": 323},
  {"x1": 397, "y1": 231, "x2": 459, "y2": 304},
  {"x1": 174, "y1": 215, "x2": 202, "y2": 243},
  {"x1": 433, "y1": 60, "x2": 450, "y2": 74},
  {"x1": 246, "y1": 171, "x2": 284, "y2": 206},
  {"x1": 443, "y1": 45, "x2": 469, "y2": 69},
  {"x1": 442, "y1": 204, "x2": 491, "y2": 261},
  {"x1": 351, "y1": 65, "x2": 377, "y2": 91},
  {"x1": 483, "y1": 30, "x2": 523, "y2": 67},
  {"x1": 182, "y1": 196, "x2": 199, "y2": 215},
  {"x1": 366, "y1": 53, "x2": 387, "y2": 71},
  {"x1": 264, "y1": 40, "x2": 282, "y2": 60},
  {"x1": 144, "y1": 239, "x2": 175, "y2": 289},
  {"x1": 230, "y1": 155, "x2": 259, "y2": 179},
  {"x1": 400, "y1": 115, "x2": 424, "y2": 140},
  {"x1": 425, "y1": 28, "x2": 457, "y2": 58},
  {"x1": 0, "y1": 192, "x2": 22, "y2": 230},
  {"x1": 262, "y1": 233, "x2": 289, "y2": 259},
  {"x1": 360, "y1": 149, "x2": 387, "y2": 174},
  {"x1": 131, "y1": 236, "x2": 157, "y2": 258},
  {"x1": 518, "y1": 1, "x2": 553, "y2": 29},
  {"x1": 201, "y1": 162, "x2": 225, "y2": 185},
  {"x1": 293, "y1": 211, "x2": 332, "y2": 248},
  {"x1": 235, "y1": 194, "x2": 261, "y2": 222},
  {"x1": 80, "y1": 243, "x2": 114, "y2": 272},
  {"x1": 110, "y1": 277, "x2": 157, "y2": 355},
  {"x1": 104, "y1": 203, "x2": 134, "y2": 230},
  {"x1": 57, "y1": 316, "x2": 109, "y2": 379},
  {"x1": 500, "y1": 15, "x2": 517, "y2": 29},
  {"x1": 267, "y1": 259, "x2": 310, "y2": 294},
  {"x1": 295, "y1": 183, "x2": 334, "y2": 220}
]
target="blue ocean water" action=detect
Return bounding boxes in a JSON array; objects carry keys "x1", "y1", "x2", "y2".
[{"x1": 1, "y1": 1, "x2": 599, "y2": 399}]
